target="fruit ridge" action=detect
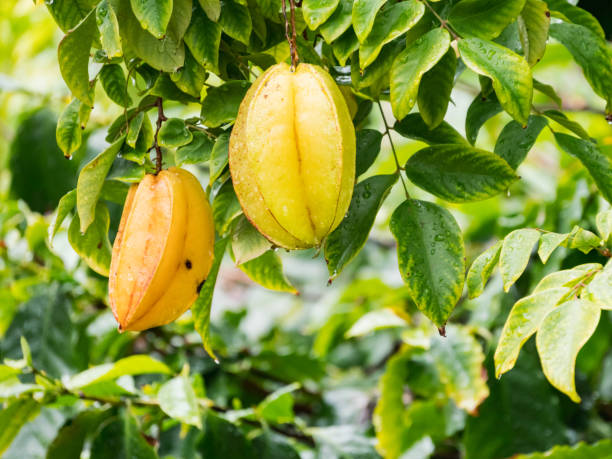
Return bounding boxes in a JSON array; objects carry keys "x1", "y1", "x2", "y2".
[
  {"x1": 109, "y1": 167, "x2": 215, "y2": 331},
  {"x1": 229, "y1": 62, "x2": 356, "y2": 249}
]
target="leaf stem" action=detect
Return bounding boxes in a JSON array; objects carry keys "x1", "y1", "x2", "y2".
[
  {"x1": 376, "y1": 101, "x2": 411, "y2": 200},
  {"x1": 420, "y1": 0, "x2": 460, "y2": 40}
]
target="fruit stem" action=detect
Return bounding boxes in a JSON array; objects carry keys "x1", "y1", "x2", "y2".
[
  {"x1": 376, "y1": 101, "x2": 411, "y2": 200},
  {"x1": 153, "y1": 97, "x2": 167, "y2": 175},
  {"x1": 282, "y1": 0, "x2": 299, "y2": 70}
]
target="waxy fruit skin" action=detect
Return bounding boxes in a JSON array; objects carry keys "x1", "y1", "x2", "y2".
[
  {"x1": 229, "y1": 62, "x2": 356, "y2": 249},
  {"x1": 109, "y1": 167, "x2": 215, "y2": 331}
]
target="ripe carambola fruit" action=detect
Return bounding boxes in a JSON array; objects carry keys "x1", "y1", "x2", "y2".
[
  {"x1": 229, "y1": 63, "x2": 356, "y2": 249},
  {"x1": 109, "y1": 167, "x2": 215, "y2": 331}
]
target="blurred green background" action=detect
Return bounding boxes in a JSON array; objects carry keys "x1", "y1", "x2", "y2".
[{"x1": 1, "y1": 1, "x2": 612, "y2": 458}]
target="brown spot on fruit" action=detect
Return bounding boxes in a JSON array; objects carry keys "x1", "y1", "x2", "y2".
[
  {"x1": 97, "y1": 241, "x2": 102, "y2": 249},
  {"x1": 185, "y1": 259, "x2": 192, "y2": 269}
]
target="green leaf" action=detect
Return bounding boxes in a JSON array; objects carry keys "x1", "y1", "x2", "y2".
[
  {"x1": 201, "y1": 81, "x2": 251, "y2": 128},
  {"x1": 47, "y1": 410, "x2": 110, "y2": 459},
  {"x1": 355, "y1": 129, "x2": 383, "y2": 176},
  {"x1": 239, "y1": 250, "x2": 297, "y2": 294},
  {"x1": 464, "y1": 350, "x2": 567, "y2": 459},
  {"x1": 158, "y1": 375, "x2": 202, "y2": 427},
  {"x1": 192, "y1": 237, "x2": 229, "y2": 360},
  {"x1": 536, "y1": 299, "x2": 601, "y2": 402},
  {"x1": 65, "y1": 355, "x2": 171, "y2": 390},
  {"x1": 549, "y1": 22, "x2": 612, "y2": 114},
  {"x1": 46, "y1": 0, "x2": 98, "y2": 32},
  {"x1": 325, "y1": 174, "x2": 397, "y2": 280},
  {"x1": 543, "y1": 110, "x2": 590, "y2": 140},
  {"x1": 596, "y1": 209, "x2": 612, "y2": 244},
  {"x1": 210, "y1": 132, "x2": 230, "y2": 184},
  {"x1": 171, "y1": 49, "x2": 207, "y2": 98},
  {"x1": 448, "y1": 0, "x2": 526, "y2": 40},
  {"x1": 0, "y1": 399, "x2": 40, "y2": 456},
  {"x1": 516, "y1": 440, "x2": 612, "y2": 459},
  {"x1": 405, "y1": 144, "x2": 519, "y2": 203},
  {"x1": 355, "y1": 39, "x2": 403, "y2": 90},
  {"x1": 184, "y1": 6, "x2": 222, "y2": 73},
  {"x1": 108, "y1": 157, "x2": 145, "y2": 183},
  {"x1": 126, "y1": 112, "x2": 145, "y2": 148},
  {"x1": 199, "y1": 0, "x2": 221, "y2": 21},
  {"x1": 159, "y1": 118, "x2": 193, "y2": 148},
  {"x1": 150, "y1": 73, "x2": 197, "y2": 104},
  {"x1": 101, "y1": 179, "x2": 130, "y2": 203},
  {"x1": 68, "y1": 203, "x2": 113, "y2": 276},
  {"x1": 213, "y1": 180, "x2": 242, "y2": 234},
  {"x1": 554, "y1": 132, "x2": 612, "y2": 204},
  {"x1": 90, "y1": 409, "x2": 157, "y2": 459},
  {"x1": 130, "y1": 0, "x2": 173, "y2": 39},
  {"x1": 77, "y1": 137, "x2": 123, "y2": 233},
  {"x1": 458, "y1": 37, "x2": 533, "y2": 126},
  {"x1": 467, "y1": 240, "x2": 502, "y2": 299},
  {"x1": 58, "y1": 10, "x2": 96, "y2": 106},
  {"x1": 116, "y1": 0, "x2": 191, "y2": 72},
  {"x1": 303, "y1": 0, "x2": 340, "y2": 30},
  {"x1": 517, "y1": 0, "x2": 550, "y2": 66},
  {"x1": 430, "y1": 325, "x2": 489, "y2": 413},
  {"x1": 319, "y1": 0, "x2": 352, "y2": 43},
  {"x1": 533, "y1": 79, "x2": 562, "y2": 108},
  {"x1": 231, "y1": 215, "x2": 272, "y2": 265},
  {"x1": 351, "y1": 0, "x2": 385, "y2": 42},
  {"x1": 100, "y1": 64, "x2": 132, "y2": 107},
  {"x1": 56, "y1": 98, "x2": 84, "y2": 158},
  {"x1": 494, "y1": 115, "x2": 547, "y2": 169},
  {"x1": 465, "y1": 92, "x2": 503, "y2": 145},
  {"x1": 1, "y1": 284, "x2": 77, "y2": 378},
  {"x1": 97, "y1": 0, "x2": 122, "y2": 58},
  {"x1": 257, "y1": 383, "x2": 298, "y2": 423},
  {"x1": 500, "y1": 228, "x2": 540, "y2": 292},
  {"x1": 390, "y1": 28, "x2": 450, "y2": 121},
  {"x1": 417, "y1": 50, "x2": 457, "y2": 129},
  {"x1": 346, "y1": 308, "x2": 407, "y2": 338},
  {"x1": 390, "y1": 200, "x2": 465, "y2": 328},
  {"x1": 533, "y1": 264, "x2": 602, "y2": 293},
  {"x1": 495, "y1": 288, "x2": 569, "y2": 377},
  {"x1": 546, "y1": 0, "x2": 605, "y2": 39},
  {"x1": 585, "y1": 263, "x2": 612, "y2": 310},
  {"x1": 199, "y1": 413, "x2": 254, "y2": 457},
  {"x1": 566, "y1": 226, "x2": 602, "y2": 254},
  {"x1": 219, "y1": 0, "x2": 252, "y2": 45},
  {"x1": 176, "y1": 131, "x2": 215, "y2": 165},
  {"x1": 538, "y1": 231, "x2": 568, "y2": 263},
  {"x1": 359, "y1": 1, "x2": 424, "y2": 69},
  {"x1": 394, "y1": 113, "x2": 468, "y2": 145},
  {"x1": 374, "y1": 350, "x2": 414, "y2": 458},
  {"x1": 332, "y1": 28, "x2": 359, "y2": 66},
  {"x1": 251, "y1": 433, "x2": 300, "y2": 459}
]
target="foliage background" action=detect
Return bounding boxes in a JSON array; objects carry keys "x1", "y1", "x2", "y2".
[{"x1": 0, "y1": 0, "x2": 612, "y2": 458}]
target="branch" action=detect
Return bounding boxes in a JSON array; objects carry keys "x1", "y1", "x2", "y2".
[{"x1": 153, "y1": 97, "x2": 167, "y2": 175}]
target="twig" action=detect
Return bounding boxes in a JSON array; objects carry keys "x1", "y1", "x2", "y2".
[
  {"x1": 376, "y1": 101, "x2": 411, "y2": 199},
  {"x1": 420, "y1": 0, "x2": 460, "y2": 40},
  {"x1": 153, "y1": 97, "x2": 167, "y2": 175}
]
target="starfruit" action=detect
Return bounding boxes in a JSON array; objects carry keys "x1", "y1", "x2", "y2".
[
  {"x1": 229, "y1": 62, "x2": 356, "y2": 249},
  {"x1": 109, "y1": 167, "x2": 215, "y2": 331}
]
